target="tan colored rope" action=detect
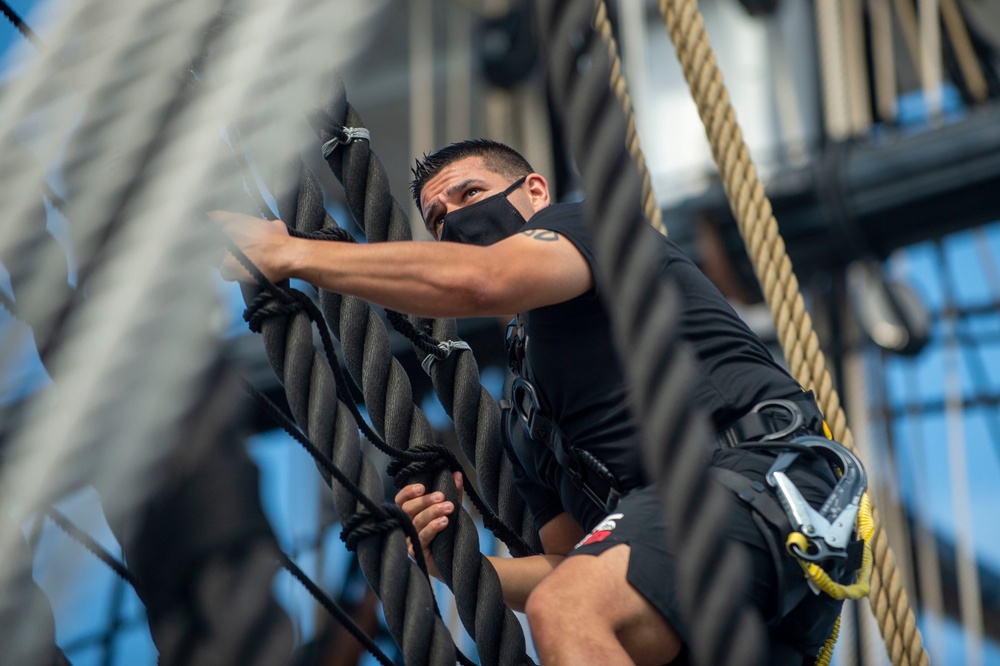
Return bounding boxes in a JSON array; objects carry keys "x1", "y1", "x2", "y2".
[
  {"x1": 594, "y1": 1, "x2": 666, "y2": 236},
  {"x1": 868, "y1": 0, "x2": 898, "y2": 123},
  {"x1": 653, "y1": 0, "x2": 930, "y2": 664},
  {"x1": 841, "y1": 0, "x2": 873, "y2": 135},
  {"x1": 815, "y1": 0, "x2": 852, "y2": 140},
  {"x1": 939, "y1": 0, "x2": 989, "y2": 103},
  {"x1": 892, "y1": 0, "x2": 923, "y2": 76}
]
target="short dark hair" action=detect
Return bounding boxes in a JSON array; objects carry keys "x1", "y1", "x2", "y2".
[{"x1": 410, "y1": 139, "x2": 534, "y2": 213}]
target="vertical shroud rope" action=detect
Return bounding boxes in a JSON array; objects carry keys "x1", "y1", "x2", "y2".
[
  {"x1": 651, "y1": 0, "x2": 929, "y2": 663},
  {"x1": 235, "y1": 271, "x2": 459, "y2": 665},
  {"x1": 313, "y1": 79, "x2": 541, "y2": 556},
  {"x1": 252, "y1": 150, "x2": 534, "y2": 664},
  {"x1": 536, "y1": 2, "x2": 769, "y2": 664}
]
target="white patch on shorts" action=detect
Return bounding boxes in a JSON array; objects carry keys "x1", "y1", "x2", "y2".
[{"x1": 575, "y1": 512, "x2": 625, "y2": 548}]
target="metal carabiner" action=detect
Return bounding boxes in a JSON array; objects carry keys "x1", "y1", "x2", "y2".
[{"x1": 767, "y1": 436, "x2": 868, "y2": 562}]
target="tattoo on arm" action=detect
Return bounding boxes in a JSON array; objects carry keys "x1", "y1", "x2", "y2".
[{"x1": 521, "y1": 229, "x2": 560, "y2": 241}]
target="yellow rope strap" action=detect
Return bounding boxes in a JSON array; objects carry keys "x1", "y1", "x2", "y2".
[
  {"x1": 653, "y1": 0, "x2": 929, "y2": 663},
  {"x1": 787, "y1": 493, "x2": 875, "y2": 601}
]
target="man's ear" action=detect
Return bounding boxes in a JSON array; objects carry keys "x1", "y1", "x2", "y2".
[{"x1": 525, "y1": 173, "x2": 551, "y2": 212}]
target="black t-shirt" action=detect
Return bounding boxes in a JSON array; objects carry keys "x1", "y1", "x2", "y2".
[{"x1": 503, "y1": 202, "x2": 815, "y2": 533}]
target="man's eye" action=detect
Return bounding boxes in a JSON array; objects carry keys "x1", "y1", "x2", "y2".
[{"x1": 464, "y1": 188, "x2": 480, "y2": 199}]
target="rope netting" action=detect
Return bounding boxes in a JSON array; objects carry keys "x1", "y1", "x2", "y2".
[
  {"x1": 231, "y1": 149, "x2": 534, "y2": 664},
  {"x1": 313, "y1": 80, "x2": 539, "y2": 551},
  {"x1": 0, "y1": 0, "x2": 940, "y2": 663}
]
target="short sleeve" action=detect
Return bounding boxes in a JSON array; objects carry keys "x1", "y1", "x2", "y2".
[{"x1": 521, "y1": 202, "x2": 601, "y2": 295}]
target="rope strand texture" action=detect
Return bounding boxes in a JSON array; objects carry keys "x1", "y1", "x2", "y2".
[
  {"x1": 232, "y1": 271, "x2": 457, "y2": 664},
  {"x1": 653, "y1": 0, "x2": 928, "y2": 663}
]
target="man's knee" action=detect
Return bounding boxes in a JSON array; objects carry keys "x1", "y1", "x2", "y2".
[
  {"x1": 526, "y1": 549, "x2": 684, "y2": 665},
  {"x1": 524, "y1": 570, "x2": 566, "y2": 635}
]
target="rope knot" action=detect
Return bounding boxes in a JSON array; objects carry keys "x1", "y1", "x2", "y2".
[
  {"x1": 420, "y1": 340, "x2": 473, "y2": 374},
  {"x1": 243, "y1": 290, "x2": 307, "y2": 333},
  {"x1": 387, "y1": 442, "x2": 460, "y2": 489},
  {"x1": 322, "y1": 126, "x2": 371, "y2": 158},
  {"x1": 340, "y1": 505, "x2": 405, "y2": 552}
]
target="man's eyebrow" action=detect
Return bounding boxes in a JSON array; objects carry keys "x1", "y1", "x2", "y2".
[{"x1": 423, "y1": 178, "x2": 488, "y2": 225}]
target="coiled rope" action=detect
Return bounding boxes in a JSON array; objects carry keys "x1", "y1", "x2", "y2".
[
  {"x1": 650, "y1": 0, "x2": 929, "y2": 663},
  {"x1": 536, "y1": 1, "x2": 769, "y2": 663}
]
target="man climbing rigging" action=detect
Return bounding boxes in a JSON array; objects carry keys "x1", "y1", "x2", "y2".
[{"x1": 216, "y1": 138, "x2": 864, "y2": 665}]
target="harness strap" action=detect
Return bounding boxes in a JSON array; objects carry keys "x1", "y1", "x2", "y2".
[
  {"x1": 712, "y1": 465, "x2": 864, "y2": 636},
  {"x1": 507, "y1": 380, "x2": 622, "y2": 513},
  {"x1": 712, "y1": 467, "x2": 792, "y2": 534}
]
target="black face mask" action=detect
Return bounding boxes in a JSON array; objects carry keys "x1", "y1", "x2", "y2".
[{"x1": 439, "y1": 176, "x2": 527, "y2": 246}]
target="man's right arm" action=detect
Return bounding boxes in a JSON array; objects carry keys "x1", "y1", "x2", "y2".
[{"x1": 213, "y1": 210, "x2": 593, "y2": 319}]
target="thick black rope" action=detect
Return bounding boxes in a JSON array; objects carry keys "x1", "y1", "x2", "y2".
[
  {"x1": 535, "y1": 2, "x2": 768, "y2": 664},
  {"x1": 260, "y1": 156, "x2": 534, "y2": 666},
  {"x1": 230, "y1": 226, "x2": 537, "y2": 562},
  {"x1": 312, "y1": 92, "x2": 540, "y2": 553},
  {"x1": 223, "y1": 239, "x2": 459, "y2": 665},
  {"x1": 0, "y1": 0, "x2": 42, "y2": 50},
  {"x1": 231, "y1": 82, "x2": 536, "y2": 660}
]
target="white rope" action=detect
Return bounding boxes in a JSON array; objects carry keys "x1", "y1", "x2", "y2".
[{"x1": 0, "y1": 0, "x2": 385, "y2": 654}]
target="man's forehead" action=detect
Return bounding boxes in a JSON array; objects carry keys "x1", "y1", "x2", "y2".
[{"x1": 421, "y1": 156, "x2": 493, "y2": 206}]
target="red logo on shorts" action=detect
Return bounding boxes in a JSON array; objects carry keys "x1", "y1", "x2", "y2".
[{"x1": 576, "y1": 513, "x2": 625, "y2": 548}]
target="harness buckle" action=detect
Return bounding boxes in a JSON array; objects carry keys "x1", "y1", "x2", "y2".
[
  {"x1": 505, "y1": 317, "x2": 526, "y2": 374},
  {"x1": 750, "y1": 399, "x2": 805, "y2": 441},
  {"x1": 510, "y1": 376, "x2": 549, "y2": 442}
]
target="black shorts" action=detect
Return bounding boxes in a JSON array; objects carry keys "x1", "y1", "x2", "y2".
[{"x1": 568, "y1": 483, "x2": 844, "y2": 661}]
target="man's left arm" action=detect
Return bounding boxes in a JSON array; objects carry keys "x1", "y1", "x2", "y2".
[{"x1": 214, "y1": 211, "x2": 593, "y2": 318}]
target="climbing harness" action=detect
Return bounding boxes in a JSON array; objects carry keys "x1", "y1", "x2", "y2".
[
  {"x1": 714, "y1": 395, "x2": 874, "y2": 654},
  {"x1": 502, "y1": 315, "x2": 623, "y2": 514}
]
